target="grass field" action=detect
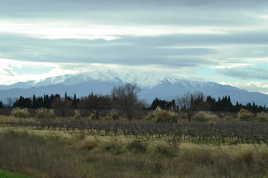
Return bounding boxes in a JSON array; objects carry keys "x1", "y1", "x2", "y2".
[
  {"x1": 0, "y1": 126, "x2": 268, "y2": 178},
  {"x1": 0, "y1": 169, "x2": 31, "y2": 178}
]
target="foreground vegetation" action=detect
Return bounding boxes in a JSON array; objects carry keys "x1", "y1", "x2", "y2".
[
  {"x1": 1, "y1": 110, "x2": 268, "y2": 145},
  {"x1": 0, "y1": 169, "x2": 31, "y2": 178},
  {"x1": 1, "y1": 85, "x2": 268, "y2": 177},
  {"x1": 0, "y1": 127, "x2": 268, "y2": 178}
]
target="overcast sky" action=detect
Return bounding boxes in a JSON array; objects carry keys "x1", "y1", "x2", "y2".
[{"x1": 1, "y1": 0, "x2": 268, "y2": 93}]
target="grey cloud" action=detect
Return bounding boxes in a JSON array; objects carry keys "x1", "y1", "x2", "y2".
[
  {"x1": 2, "y1": 28, "x2": 268, "y2": 67},
  {"x1": 117, "y1": 30, "x2": 268, "y2": 46},
  {"x1": 0, "y1": 0, "x2": 267, "y2": 26},
  {"x1": 218, "y1": 46, "x2": 268, "y2": 59},
  {"x1": 2, "y1": 0, "x2": 268, "y2": 11},
  {"x1": 0, "y1": 34, "x2": 216, "y2": 67},
  {"x1": 2, "y1": 68, "x2": 15, "y2": 76},
  {"x1": 218, "y1": 67, "x2": 268, "y2": 80}
]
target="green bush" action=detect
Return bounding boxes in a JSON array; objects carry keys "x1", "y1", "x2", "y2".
[
  {"x1": 0, "y1": 169, "x2": 31, "y2": 178},
  {"x1": 145, "y1": 108, "x2": 178, "y2": 123},
  {"x1": 35, "y1": 108, "x2": 55, "y2": 119},
  {"x1": 192, "y1": 111, "x2": 219, "y2": 122},
  {"x1": 11, "y1": 108, "x2": 31, "y2": 118},
  {"x1": 238, "y1": 109, "x2": 255, "y2": 121}
]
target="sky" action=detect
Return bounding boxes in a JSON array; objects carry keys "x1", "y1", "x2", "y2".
[{"x1": 0, "y1": 0, "x2": 268, "y2": 93}]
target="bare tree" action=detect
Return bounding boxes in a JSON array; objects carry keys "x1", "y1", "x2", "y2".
[
  {"x1": 176, "y1": 92, "x2": 205, "y2": 122},
  {"x1": 112, "y1": 83, "x2": 141, "y2": 120}
]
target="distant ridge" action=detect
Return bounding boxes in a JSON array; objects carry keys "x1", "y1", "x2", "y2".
[{"x1": 0, "y1": 73, "x2": 268, "y2": 106}]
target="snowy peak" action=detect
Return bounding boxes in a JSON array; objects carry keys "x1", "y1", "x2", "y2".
[{"x1": 0, "y1": 72, "x2": 268, "y2": 106}]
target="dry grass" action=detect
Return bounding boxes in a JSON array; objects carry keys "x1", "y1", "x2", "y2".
[
  {"x1": 192, "y1": 111, "x2": 219, "y2": 122},
  {"x1": 256, "y1": 112, "x2": 268, "y2": 122},
  {"x1": 0, "y1": 127, "x2": 268, "y2": 178},
  {"x1": 0, "y1": 115, "x2": 35, "y2": 123},
  {"x1": 238, "y1": 109, "x2": 255, "y2": 121},
  {"x1": 145, "y1": 108, "x2": 179, "y2": 123},
  {"x1": 35, "y1": 108, "x2": 56, "y2": 119},
  {"x1": 10, "y1": 108, "x2": 31, "y2": 118}
]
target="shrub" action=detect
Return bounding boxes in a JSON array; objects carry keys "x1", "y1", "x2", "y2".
[
  {"x1": 74, "y1": 110, "x2": 81, "y2": 120},
  {"x1": 145, "y1": 107, "x2": 178, "y2": 123},
  {"x1": 223, "y1": 115, "x2": 237, "y2": 121},
  {"x1": 11, "y1": 108, "x2": 31, "y2": 118},
  {"x1": 236, "y1": 151, "x2": 255, "y2": 167},
  {"x1": 127, "y1": 140, "x2": 147, "y2": 153},
  {"x1": 104, "y1": 111, "x2": 121, "y2": 120},
  {"x1": 35, "y1": 108, "x2": 55, "y2": 119},
  {"x1": 88, "y1": 113, "x2": 98, "y2": 120},
  {"x1": 78, "y1": 137, "x2": 99, "y2": 151},
  {"x1": 192, "y1": 111, "x2": 219, "y2": 122},
  {"x1": 152, "y1": 143, "x2": 177, "y2": 157},
  {"x1": 238, "y1": 109, "x2": 255, "y2": 121},
  {"x1": 101, "y1": 142, "x2": 125, "y2": 155},
  {"x1": 256, "y1": 112, "x2": 268, "y2": 122}
]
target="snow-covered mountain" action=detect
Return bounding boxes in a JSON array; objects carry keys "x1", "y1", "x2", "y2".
[{"x1": 0, "y1": 72, "x2": 268, "y2": 106}]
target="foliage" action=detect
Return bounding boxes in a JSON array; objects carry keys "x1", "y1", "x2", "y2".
[
  {"x1": 5, "y1": 86, "x2": 268, "y2": 119},
  {"x1": 0, "y1": 169, "x2": 31, "y2": 178},
  {"x1": 151, "y1": 94, "x2": 268, "y2": 114},
  {"x1": 150, "y1": 98, "x2": 176, "y2": 111},
  {"x1": 112, "y1": 83, "x2": 141, "y2": 120}
]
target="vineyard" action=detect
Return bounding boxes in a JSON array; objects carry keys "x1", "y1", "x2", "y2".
[{"x1": 2, "y1": 120, "x2": 268, "y2": 144}]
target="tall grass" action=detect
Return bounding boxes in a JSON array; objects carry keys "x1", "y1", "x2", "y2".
[
  {"x1": 35, "y1": 108, "x2": 55, "y2": 119},
  {"x1": 192, "y1": 111, "x2": 219, "y2": 122},
  {"x1": 0, "y1": 128, "x2": 268, "y2": 178},
  {"x1": 256, "y1": 112, "x2": 268, "y2": 122},
  {"x1": 238, "y1": 109, "x2": 255, "y2": 121}
]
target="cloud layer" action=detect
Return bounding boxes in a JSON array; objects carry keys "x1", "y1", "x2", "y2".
[{"x1": 0, "y1": 0, "x2": 268, "y2": 93}]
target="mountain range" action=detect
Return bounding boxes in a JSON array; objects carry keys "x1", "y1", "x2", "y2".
[{"x1": 0, "y1": 72, "x2": 268, "y2": 106}]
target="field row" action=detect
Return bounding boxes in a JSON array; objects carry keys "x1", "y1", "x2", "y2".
[{"x1": 1, "y1": 121, "x2": 268, "y2": 144}]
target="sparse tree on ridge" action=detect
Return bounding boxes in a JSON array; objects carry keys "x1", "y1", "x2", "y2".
[
  {"x1": 112, "y1": 83, "x2": 141, "y2": 120},
  {"x1": 176, "y1": 92, "x2": 205, "y2": 122}
]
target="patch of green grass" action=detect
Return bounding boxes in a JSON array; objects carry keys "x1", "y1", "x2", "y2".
[{"x1": 0, "y1": 169, "x2": 31, "y2": 178}]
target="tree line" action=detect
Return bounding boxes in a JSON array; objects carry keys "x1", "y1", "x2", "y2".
[
  {"x1": 0, "y1": 84, "x2": 143, "y2": 119},
  {"x1": 150, "y1": 93, "x2": 268, "y2": 113},
  {"x1": 0, "y1": 84, "x2": 267, "y2": 119}
]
